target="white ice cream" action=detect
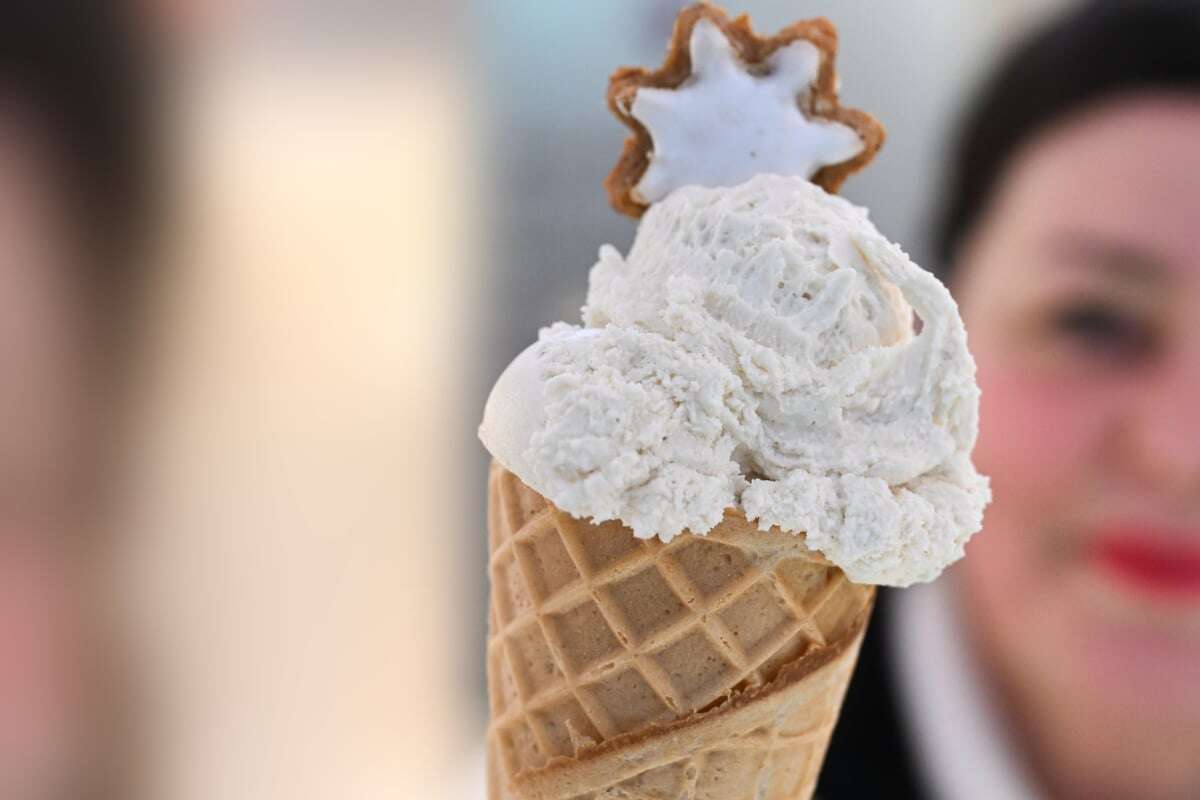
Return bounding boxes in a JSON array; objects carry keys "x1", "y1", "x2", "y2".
[{"x1": 480, "y1": 175, "x2": 989, "y2": 586}]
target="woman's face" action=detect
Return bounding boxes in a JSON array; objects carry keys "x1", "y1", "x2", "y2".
[
  {"x1": 956, "y1": 96, "x2": 1200, "y2": 739},
  {"x1": 0, "y1": 103, "x2": 92, "y2": 795}
]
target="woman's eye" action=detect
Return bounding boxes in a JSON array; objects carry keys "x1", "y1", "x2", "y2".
[{"x1": 1050, "y1": 303, "x2": 1155, "y2": 360}]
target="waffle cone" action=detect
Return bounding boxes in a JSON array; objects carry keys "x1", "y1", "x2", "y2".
[{"x1": 486, "y1": 463, "x2": 874, "y2": 799}]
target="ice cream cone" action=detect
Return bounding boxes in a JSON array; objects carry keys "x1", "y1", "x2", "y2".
[
  {"x1": 486, "y1": 462, "x2": 874, "y2": 799},
  {"x1": 482, "y1": 6, "x2": 989, "y2": 796}
]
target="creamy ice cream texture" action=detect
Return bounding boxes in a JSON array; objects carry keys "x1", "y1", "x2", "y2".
[
  {"x1": 480, "y1": 16, "x2": 989, "y2": 587},
  {"x1": 482, "y1": 176, "x2": 988, "y2": 586}
]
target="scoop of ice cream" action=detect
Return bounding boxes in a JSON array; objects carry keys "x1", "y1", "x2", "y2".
[{"x1": 479, "y1": 174, "x2": 989, "y2": 586}]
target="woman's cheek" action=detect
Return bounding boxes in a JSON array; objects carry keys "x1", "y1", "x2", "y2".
[
  {"x1": 0, "y1": 542, "x2": 78, "y2": 771},
  {"x1": 963, "y1": 353, "x2": 1116, "y2": 590},
  {"x1": 960, "y1": 354, "x2": 1118, "y2": 685},
  {"x1": 974, "y1": 356, "x2": 1111, "y2": 501}
]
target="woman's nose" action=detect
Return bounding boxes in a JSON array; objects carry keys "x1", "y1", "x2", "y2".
[{"x1": 1118, "y1": 354, "x2": 1200, "y2": 501}]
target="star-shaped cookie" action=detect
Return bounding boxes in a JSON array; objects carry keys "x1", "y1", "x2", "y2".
[{"x1": 605, "y1": 3, "x2": 886, "y2": 218}]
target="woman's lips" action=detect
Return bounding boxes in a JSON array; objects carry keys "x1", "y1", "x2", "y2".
[{"x1": 1088, "y1": 527, "x2": 1200, "y2": 601}]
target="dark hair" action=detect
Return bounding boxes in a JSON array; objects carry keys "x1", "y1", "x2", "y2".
[
  {"x1": 1, "y1": 2, "x2": 156, "y2": 300},
  {"x1": 933, "y1": 0, "x2": 1200, "y2": 282}
]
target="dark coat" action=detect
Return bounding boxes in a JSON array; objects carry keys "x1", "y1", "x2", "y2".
[{"x1": 817, "y1": 589, "x2": 927, "y2": 799}]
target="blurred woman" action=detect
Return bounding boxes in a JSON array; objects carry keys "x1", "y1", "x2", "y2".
[
  {"x1": 822, "y1": 3, "x2": 1200, "y2": 799},
  {"x1": 0, "y1": 4, "x2": 153, "y2": 798}
]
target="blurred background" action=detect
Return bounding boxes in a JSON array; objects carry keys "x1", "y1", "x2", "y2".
[{"x1": 21, "y1": 0, "x2": 1186, "y2": 798}]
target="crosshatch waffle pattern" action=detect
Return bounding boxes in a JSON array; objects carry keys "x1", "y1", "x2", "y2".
[{"x1": 486, "y1": 463, "x2": 874, "y2": 800}]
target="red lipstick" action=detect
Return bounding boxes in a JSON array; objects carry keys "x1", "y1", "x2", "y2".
[{"x1": 1090, "y1": 528, "x2": 1200, "y2": 601}]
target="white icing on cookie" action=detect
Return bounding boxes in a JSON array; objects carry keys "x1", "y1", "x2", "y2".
[{"x1": 631, "y1": 19, "x2": 864, "y2": 204}]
